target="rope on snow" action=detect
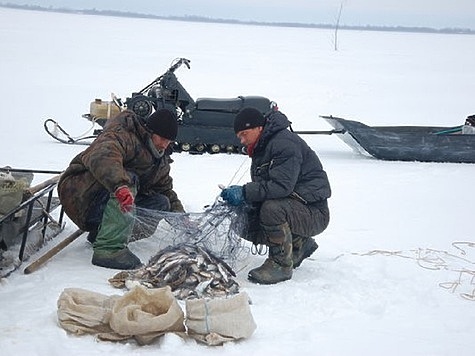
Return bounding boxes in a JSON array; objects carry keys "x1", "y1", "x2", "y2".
[{"x1": 346, "y1": 242, "x2": 475, "y2": 301}]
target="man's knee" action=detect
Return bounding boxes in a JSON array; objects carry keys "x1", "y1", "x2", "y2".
[{"x1": 259, "y1": 199, "x2": 289, "y2": 226}]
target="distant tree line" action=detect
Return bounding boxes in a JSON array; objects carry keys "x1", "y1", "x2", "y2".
[{"x1": 1, "y1": 2, "x2": 473, "y2": 35}]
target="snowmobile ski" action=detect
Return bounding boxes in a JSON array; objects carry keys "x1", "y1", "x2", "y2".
[{"x1": 43, "y1": 118, "x2": 99, "y2": 145}]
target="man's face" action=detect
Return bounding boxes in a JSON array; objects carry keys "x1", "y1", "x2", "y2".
[
  {"x1": 151, "y1": 134, "x2": 172, "y2": 151},
  {"x1": 236, "y1": 126, "x2": 263, "y2": 146}
]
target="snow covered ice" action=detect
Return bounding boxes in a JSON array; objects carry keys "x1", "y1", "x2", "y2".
[{"x1": 1, "y1": 7, "x2": 475, "y2": 356}]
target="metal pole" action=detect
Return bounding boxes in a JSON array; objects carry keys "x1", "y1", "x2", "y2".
[{"x1": 0, "y1": 167, "x2": 63, "y2": 175}]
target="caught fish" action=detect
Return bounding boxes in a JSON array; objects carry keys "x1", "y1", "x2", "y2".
[{"x1": 109, "y1": 243, "x2": 239, "y2": 300}]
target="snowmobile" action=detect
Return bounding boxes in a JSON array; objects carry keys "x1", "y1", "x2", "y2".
[{"x1": 44, "y1": 57, "x2": 276, "y2": 154}]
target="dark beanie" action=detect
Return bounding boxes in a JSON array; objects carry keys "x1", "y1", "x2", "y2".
[
  {"x1": 145, "y1": 109, "x2": 178, "y2": 140},
  {"x1": 234, "y1": 107, "x2": 266, "y2": 133}
]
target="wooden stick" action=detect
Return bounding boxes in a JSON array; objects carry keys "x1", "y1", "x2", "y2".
[
  {"x1": 27, "y1": 174, "x2": 61, "y2": 195},
  {"x1": 23, "y1": 229, "x2": 84, "y2": 274}
]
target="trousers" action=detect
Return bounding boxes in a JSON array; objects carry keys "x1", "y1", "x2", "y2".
[{"x1": 244, "y1": 198, "x2": 329, "y2": 245}]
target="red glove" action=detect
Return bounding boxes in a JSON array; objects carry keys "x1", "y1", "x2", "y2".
[{"x1": 114, "y1": 186, "x2": 134, "y2": 213}]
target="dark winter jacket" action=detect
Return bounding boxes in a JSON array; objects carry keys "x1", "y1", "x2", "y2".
[
  {"x1": 58, "y1": 110, "x2": 184, "y2": 231},
  {"x1": 243, "y1": 111, "x2": 331, "y2": 206}
]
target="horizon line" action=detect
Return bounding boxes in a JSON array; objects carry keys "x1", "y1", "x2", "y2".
[{"x1": 1, "y1": 3, "x2": 474, "y2": 35}]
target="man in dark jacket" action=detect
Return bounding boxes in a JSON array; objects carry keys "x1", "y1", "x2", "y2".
[
  {"x1": 58, "y1": 108, "x2": 184, "y2": 270},
  {"x1": 220, "y1": 107, "x2": 331, "y2": 284}
]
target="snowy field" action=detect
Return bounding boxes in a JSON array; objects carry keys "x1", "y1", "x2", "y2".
[{"x1": 1, "y1": 7, "x2": 475, "y2": 356}]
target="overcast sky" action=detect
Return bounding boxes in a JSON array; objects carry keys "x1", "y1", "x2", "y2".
[{"x1": 3, "y1": 0, "x2": 475, "y2": 29}]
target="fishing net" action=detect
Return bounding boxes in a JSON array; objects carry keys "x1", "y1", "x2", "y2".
[
  {"x1": 129, "y1": 200, "x2": 251, "y2": 269},
  {"x1": 128, "y1": 157, "x2": 253, "y2": 269}
]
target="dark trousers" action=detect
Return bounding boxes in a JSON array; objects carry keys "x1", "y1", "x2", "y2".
[{"x1": 245, "y1": 198, "x2": 330, "y2": 244}]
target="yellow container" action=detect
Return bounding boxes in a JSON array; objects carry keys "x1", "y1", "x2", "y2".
[{"x1": 90, "y1": 98, "x2": 121, "y2": 120}]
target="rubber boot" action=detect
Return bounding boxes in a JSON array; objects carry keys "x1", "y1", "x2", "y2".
[
  {"x1": 292, "y1": 235, "x2": 318, "y2": 269},
  {"x1": 248, "y1": 223, "x2": 293, "y2": 284},
  {"x1": 91, "y1": 196, "x2": 142, "y2": 270},
  {"x1": 92, "y1": 248, "x2": 142, "y2": 270}
]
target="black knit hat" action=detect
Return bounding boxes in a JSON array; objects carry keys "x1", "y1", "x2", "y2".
[
  {"x1": 234, "y1": 107, "x2": 266, "y2": 133},
  {"x1": 145, "y1": 109, "x2": 178, "y2": 140}
]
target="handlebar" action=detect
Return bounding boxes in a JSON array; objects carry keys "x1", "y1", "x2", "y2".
[
  {"x1": 138, "y1": 57, "x2": 191, "y2": 94},
  {"x1": 168, "y1": 57, "x2": 191, "y2": 73}
]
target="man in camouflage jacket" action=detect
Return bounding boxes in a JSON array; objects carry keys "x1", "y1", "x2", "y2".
[
  {"x1": 58, "y1": 108, "x2": 184, "y2": 270},
  {"x1": 220, "y1": 107, "x2": 331, "y2": 284}
]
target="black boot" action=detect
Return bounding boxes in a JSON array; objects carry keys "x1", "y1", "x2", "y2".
[
  {"x1": 292, "y1": 235, "x2": 318, "y2": 268},
  {"x1": 248, "y1": 223, "x2": 293, "y2": 284},
  {"x1": 92, "y1": 248, "x2": 142, "y2": 270}
]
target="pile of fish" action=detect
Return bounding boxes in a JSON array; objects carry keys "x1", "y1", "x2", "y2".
[{"x1": 109, "y1": 243, "x2": 240, "y2": 300}]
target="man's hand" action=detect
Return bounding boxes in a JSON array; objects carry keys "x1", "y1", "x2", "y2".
[
  {"x1": 114, "y1": 185, "x2": 134, "y2": 213},
  {"x1": 220, "y1": 185, "x2": 245, "y2": 206}
]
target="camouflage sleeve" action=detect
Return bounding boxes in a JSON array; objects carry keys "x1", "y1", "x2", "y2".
[
  {"x1": 80, "y1": 128, "x2": 134, "y2": 192},
  {"x1": 167, "y1": 190, "x2": 185, "y2": 213}
]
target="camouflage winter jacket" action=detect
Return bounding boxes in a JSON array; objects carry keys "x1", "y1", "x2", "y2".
[
  {"x1": 58, "y1": 110, "x2": 184, "y2": 231},
  {"x1": 243, "y1": 111, "x2": 331, "y2": 206}
]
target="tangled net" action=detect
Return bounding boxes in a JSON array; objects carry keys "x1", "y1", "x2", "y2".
[{"x1": 129, "y1": 200, "x2": 250, "y2": 269}]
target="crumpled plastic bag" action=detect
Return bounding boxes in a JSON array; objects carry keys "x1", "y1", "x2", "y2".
[{"x1": 185, "y1": 291, "x2": 257, "y2": 346}]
